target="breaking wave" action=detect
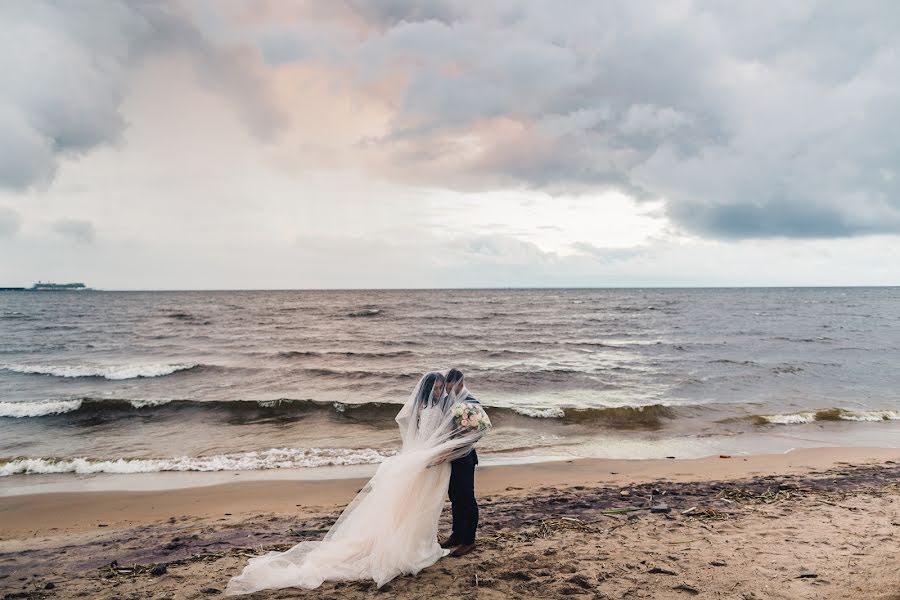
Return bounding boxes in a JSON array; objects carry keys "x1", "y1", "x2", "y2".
[
  {"x1": 0, "y1": 447, "x2": 395, "y2": 476},
  {"x1": 510, "y1": 406, "x2": 566, "y2": 418},
  {"x1": 0, "y1": 397, "x2": 677, "y2": 428},
  {"x1": 1, "y1": 363, "x2": 202, "y2": 380},
  {"x1": 0, "y1": 400, "x2": 84, "y2": 418},
  {"x1": 753, "y1": 408, "x2": 900, "y2": 425}
]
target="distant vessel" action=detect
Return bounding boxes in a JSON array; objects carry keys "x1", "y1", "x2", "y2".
[{"x1": 30, "y1": 282, "x2": 92, "y2": 291}]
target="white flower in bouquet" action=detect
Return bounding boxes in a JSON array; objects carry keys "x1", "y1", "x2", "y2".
[{"x1": 452, "y1": 402, "x2": 492, "y2": 432}]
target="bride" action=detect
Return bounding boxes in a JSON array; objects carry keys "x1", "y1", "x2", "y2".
[{"x1": 226, "y1": 371, "x2": 491, "y2": 595}]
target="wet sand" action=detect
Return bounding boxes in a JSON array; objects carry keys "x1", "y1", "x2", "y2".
[{"x1": 2, "y1": 447, "x2": 899, "y2": 599}]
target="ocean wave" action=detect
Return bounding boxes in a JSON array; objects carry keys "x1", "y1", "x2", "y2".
[
  {"x1": 165, "y1": 312, "x2": 195, "y2": 320},
  {"x1": 299, "y1": 367, "x2": 419, "y2": 381},
  {"x1": 557, "y1": 404, "x2": 676, "y2": 428},
  {"x1": 0, "y1": 447, "x2": 395, "y2": 476},
  {"x1": 347, "y1": 308, "x2": 380, "y2": 317},
  {"x1": 0, "y1": 397, "x2": 677, "y2": 429},
  {"x1": 509, "y1": 406, "x2": 566, "y2": 418},
  {"x1": 0, "y1": 312, "x2": 35, "y2": 320},
  {"x1": 0, "y1": 399, "x2": 83, "y2": 418},
  {"x1": 753, "y1": 408, "x2": 900, "y2": 425},
  {"x1": 0, "y1": 397, "x2": 405, "y2": 421},
  {"x1": 0, "y1": 363, "x2": 202, "y2": 380},
  {"x1": 471, "y1": 349, "x2": 533, "y2": 359},
  {"x1": 275, "y1": 350, "x2": 414, "y2": 359}
]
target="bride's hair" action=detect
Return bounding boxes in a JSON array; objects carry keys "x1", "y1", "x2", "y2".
[{"x1": 416, "y1": 371, "x2": 444, "y2": 406}]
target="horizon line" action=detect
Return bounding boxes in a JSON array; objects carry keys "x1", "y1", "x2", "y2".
[{"x1": 4, "y1": 285, "x2": 899, "y2": 292}]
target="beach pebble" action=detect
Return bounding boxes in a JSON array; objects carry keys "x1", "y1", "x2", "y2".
[
  {"x1": 709, "y1": 559, "x2": 727, "y2": 567},
  {"x1": 651, "y1": 504, "x2": 671, "y2": 513},
  {"x1": 649, "y1": 567, "x2": 677, "y2": 575},
  {"x1": 150, "y1": 563, "x2": 167, "y2": 576},
  {"x1": 44, "y1": 582, "x2": 55, "y2": 590},
  {"x1": 673, "y1": 582, "x2": 700, "y2": 595},
  {"x1": 799, "y1": 569, "x2": 818, "y2": 579}
]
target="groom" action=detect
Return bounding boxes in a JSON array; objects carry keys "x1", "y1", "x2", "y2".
[{"x1": 440, "y1": 368, "x2": 480, "y2": 557}]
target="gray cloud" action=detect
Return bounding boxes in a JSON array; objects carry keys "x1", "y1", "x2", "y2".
[
  {"x1": 0, "y1": 206, "x2": 22, "y2": 237},
  {"x1": 52, "y1": 218, "x2": 95, "y2": 243},
  {"x1": 6, "y1": 1, "x2": 900, "y2": 241},
  {"x1": 251, "y1": 1, "x2": 900, "y2": 238},
  {"x1": 0, "y1": 0, "x2": 283, "y2": 190}
]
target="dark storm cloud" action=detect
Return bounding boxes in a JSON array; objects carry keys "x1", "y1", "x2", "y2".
[{"x1": 0, "y1": 0, "x2": 283, "y2": 191}]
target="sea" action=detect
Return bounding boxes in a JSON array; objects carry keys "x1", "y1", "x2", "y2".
[{"x1": 2, "y1": 288, "x2": 899, "y2": 492}]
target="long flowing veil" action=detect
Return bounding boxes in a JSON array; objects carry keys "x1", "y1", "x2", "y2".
[{"x1": 226, "y1": 371, "x2": 491, "y2": 595}]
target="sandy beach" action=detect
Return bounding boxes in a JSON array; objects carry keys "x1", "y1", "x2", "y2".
[{"x1": 2, "y1": 447, "x2": 899, "y2": 599}]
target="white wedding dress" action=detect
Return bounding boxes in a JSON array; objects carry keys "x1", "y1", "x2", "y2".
[{"x1": 226, "y1": 372, "x2": 489, "y2": 595}]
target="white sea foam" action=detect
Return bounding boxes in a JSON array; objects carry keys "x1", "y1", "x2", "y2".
[
  {"x1": 839, "y1": 410, "x2": 900, "y2": 422},
  {"x1": 758, "y1": 409, "x2": 900, "y2": 425},
  {"x1": 760, "y1": 412, "x2": 818, "y2": 425},
  {"x1": 1, "y1": 363, "x2": 198, "y2": 380},
  {"x1": 126, "y1": 398, "x2": 176, "y2": 408},
  {"x1": 0, "y1": 398, "x2": 181, "y2": 418},
  {"x1": 510, "y1": 406, "x2": 566, "y2": 418},
  {"x1": 0, "y1": 447, "x2": 395, "y2": 477},
  {"x1": 0, "y1": 400, "x2": 84, "y2": 418}
]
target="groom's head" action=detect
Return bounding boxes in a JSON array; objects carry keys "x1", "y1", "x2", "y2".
[{"x1": 446, "y1": 368, "x2": 465, "y2": 395}]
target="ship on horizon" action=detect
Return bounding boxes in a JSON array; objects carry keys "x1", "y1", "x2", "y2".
[
  {"x1": 31, "y1": 281, "x2": 93, "y2": 291},
  {"x1": 0, "y1": 282, "x2": 93, "y2": 291}
]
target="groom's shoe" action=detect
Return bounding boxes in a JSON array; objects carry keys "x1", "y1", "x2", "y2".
[
  {"x1": 449, "y1": 543, "x2": 475, "y2": 557},
  {"x1": 439, "y1": 536, "x2": 460, "y2": 549}
]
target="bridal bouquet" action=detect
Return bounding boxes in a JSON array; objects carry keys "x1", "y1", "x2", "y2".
[{"x1": 451, "y1": 402, "x2": 492, "y2": 432}]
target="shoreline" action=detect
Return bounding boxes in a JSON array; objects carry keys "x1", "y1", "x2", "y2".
[
  {"x1": 2, "y1": 446, "x2": 896, "y2": 538},
  {"x1": 2, "y1": 446, "x2": 899, "y2": 598}
]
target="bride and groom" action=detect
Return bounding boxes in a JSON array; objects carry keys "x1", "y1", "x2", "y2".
[{"x1": 226, "y1": 368, "x2": 491, "y2": 595}]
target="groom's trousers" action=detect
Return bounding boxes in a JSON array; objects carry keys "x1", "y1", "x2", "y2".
[{"x1": 449, "y1": 449, "x2": 479, "y2": 544}]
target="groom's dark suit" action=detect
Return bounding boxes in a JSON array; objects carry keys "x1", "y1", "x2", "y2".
[{"x1": 448, "y1": 393, "x2": 479, "y2": 545}]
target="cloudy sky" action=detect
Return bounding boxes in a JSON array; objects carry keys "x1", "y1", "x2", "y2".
[{"x1": 1, "y1": 1, "x2": 899, "y2": 289}]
